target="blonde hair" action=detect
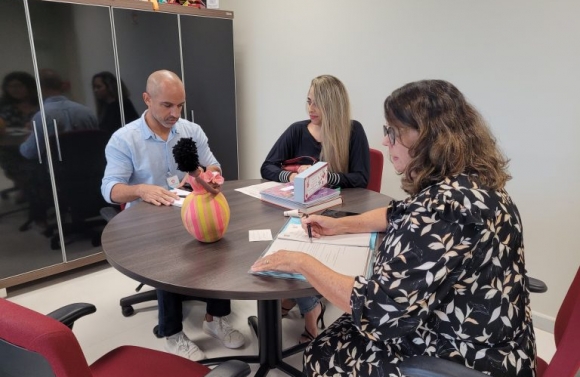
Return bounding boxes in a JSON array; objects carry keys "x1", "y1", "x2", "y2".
[
  {"x1": 384, "y1": 80, "x2": 511, "y2": 195},
  {"x1": 310, "y1": 75, "x2": 352, "y2": 173}
]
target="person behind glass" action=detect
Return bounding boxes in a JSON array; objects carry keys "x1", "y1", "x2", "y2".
[
  {"x1": 0, "y1": 72, "x2": 39, "y2": 202},
  {"x1": 16, "y1": 69, "x2": 97, "y2": 232},
  {"x1": 252, "y1": 80, "x2": 537, "y2": 376},
  {"x1": 19, "y1": 69, "x2": 98, "y2": 160},
  {"x1": 101, "y1": 70, "x2": 245, "y2": 361},
  {"x1": 0, "y1": 71, "x2": 38, "y2": 134},
  {"x1": 260, "y1": 74, "x2": 370, "y2": 344},
  {"x1": 92, "y1": 71, "x2": 139, "y2": 137}
]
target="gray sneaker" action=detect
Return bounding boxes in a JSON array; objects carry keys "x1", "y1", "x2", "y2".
[
  {"x1": 165, "y1": 331, "x2": 206, "y2": 361},
  {"x1": 203, "y1": 316, "x2": 245, "y2": 349}
]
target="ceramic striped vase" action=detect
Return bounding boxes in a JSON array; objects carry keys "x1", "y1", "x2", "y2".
[{"x1": 180, "y1": 175, "x2": 230, "y2": 243}]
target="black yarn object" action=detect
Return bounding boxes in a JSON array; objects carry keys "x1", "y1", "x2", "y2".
[{"x1": 172, "y1": 137, "x2": 200, "y2": 173}]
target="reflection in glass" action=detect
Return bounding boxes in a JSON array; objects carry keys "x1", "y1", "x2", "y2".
[
  {"x1": 0, "y1": 0, "x2": 63, "y2": 280},
  {"x1": 25, "y1": 0, "x2": 116, "y2": 262},
  {"x1": 92, "y1": 71, "x2": 139, "y2": 137},
  {"x1": 114, "y1": 9, "x2": 181, "y2": 115}
]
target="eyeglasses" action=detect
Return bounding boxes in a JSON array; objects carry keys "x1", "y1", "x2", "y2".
[{"x1": 383, "y1": 125, "x2": 396, "y2": 145}]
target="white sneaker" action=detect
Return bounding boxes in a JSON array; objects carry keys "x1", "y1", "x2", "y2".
[
  {"x1": 165, "y1": 331, "x2": 206, "y2": 361},
  {"x1": 203, "y1": 316, "x2": 245, "y2": 349}
]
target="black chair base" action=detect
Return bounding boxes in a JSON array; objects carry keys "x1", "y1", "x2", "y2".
[
  {"x1": 202, "y1": 300, "x2": 306, "y2": 377},
  {"x1": 120, "y1": 290, "x2": 158, "y2": 317}
]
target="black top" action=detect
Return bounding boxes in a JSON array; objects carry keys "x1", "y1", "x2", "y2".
[
  {"x1": 260, "y1": 120, "x2": 370, "y2": 188},
  {"x1": 99, "y1": 98, "x2": 139, "y2": 138}
]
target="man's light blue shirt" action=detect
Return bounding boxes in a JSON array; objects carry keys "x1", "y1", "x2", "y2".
[
  {"x1": 101, "y1": 111, "x2": 220, "y2": 206},
  {"x1": 20, "y1": 96, "x2": 98, "y2": 159}
]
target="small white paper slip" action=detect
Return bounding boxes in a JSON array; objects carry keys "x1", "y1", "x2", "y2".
[{"x1": 249, "y1": 229, "x2": 273, "y2": 242}]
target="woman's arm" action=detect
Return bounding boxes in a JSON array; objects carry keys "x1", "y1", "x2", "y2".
[
  {"x1": 260, "y1": 127, "x2": 295, "y2": 181},
  {"x1": 260, "y1": 121, "x2": 314, "y2": 182},
  {"x1": 252, "y1": 251, "x2": 356, "y2": 313},
  {"x1": 251, "y1": 206, "x2": 389, "y2": 312},
  {"x1": 304, "y1": 207, "x2": 388, "y2": 237}
]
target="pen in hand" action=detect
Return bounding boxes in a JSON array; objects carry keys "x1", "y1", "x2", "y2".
[{"x1": 302, "y1": 213, "x2": 313, "y2": 243}]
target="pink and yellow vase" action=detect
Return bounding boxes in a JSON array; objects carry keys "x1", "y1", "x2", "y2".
[{"x1": 181, "y1": 171, "x2": 230, "y2": 243}]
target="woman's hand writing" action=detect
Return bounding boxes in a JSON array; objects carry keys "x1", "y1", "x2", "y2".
[{"x1": 301, "y1": 214, "x2": 343, "y2": 237}]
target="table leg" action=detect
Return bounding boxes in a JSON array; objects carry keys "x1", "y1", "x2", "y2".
[{"x1": 202, "y1": 299, "x2": 306, "y2": 377}]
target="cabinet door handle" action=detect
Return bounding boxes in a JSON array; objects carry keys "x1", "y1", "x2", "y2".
[
  {"x1": 32, "y1": 120, "x2": 42, "y2": 164},
  {"x1": 53, "y1": 119, "x2": 62, "y2": 162},
  {"x1": 191, "y1": 110, "x2": 195, "y2": 122}
]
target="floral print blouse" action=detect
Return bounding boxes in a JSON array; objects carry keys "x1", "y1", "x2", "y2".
[{"x1": 304, "y1": 174, "x2": 536, "y2": 377}]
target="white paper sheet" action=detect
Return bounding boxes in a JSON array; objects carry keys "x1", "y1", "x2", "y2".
[
  {"x1": 234, "y1": 181, "x2": 282, "y2": 199},
  {"x1": 249, "y1": 229, "x2": 273, "y2": 242},
  {"x1": 278, "y1": 224, "x2": 372, "y2": 247}
]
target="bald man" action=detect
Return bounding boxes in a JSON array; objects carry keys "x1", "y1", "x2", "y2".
[{"x1": 101, "y1": 70, "x2": 244, "y2": 361}]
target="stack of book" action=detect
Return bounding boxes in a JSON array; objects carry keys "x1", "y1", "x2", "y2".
[{"x1": 259, "y1": 182, "x2": 342, "y2": 214}]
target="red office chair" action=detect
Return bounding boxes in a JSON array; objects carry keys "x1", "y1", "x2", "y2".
[
  {"x1": 0, "y1": 298, "x2": 251, "y2": 377},
  {"x1": 367, "y1": 148, "x2": 384, "y2": 193},
  {"x1": 537, "y1": 266, "x2": 580, "y2": 377},
  {"x1": 399, "y1": 268, "x2": 580, "y2": 377}
]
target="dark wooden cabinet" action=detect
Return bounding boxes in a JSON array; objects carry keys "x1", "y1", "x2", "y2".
[{"x1": 181, "y1": 16, "x2": 238, "y2": 180}]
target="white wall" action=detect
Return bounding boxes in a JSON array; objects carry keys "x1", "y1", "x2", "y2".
[{"x1": 220, "y1": 0, "x2": 580, "y2": 322}]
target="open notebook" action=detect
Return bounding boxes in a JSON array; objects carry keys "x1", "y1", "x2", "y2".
[{"x1": 250, "y1": 217, "x2": 377, "y2": 281}]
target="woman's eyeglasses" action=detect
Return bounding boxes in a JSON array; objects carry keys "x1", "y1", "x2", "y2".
[{"x1": 383, "y1": 125, "x2": 396, "y2": 145}]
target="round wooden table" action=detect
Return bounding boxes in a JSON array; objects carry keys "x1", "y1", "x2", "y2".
[{"x1": 101, "y1": 179, "x2": 391, "y2": 376}]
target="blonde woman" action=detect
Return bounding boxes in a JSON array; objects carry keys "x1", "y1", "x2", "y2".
[
  {"x1": 261, "y1": 75, "x2": 370, "y2": 188},
  {"x1": 260, "y1": 75, "x2": 370, "y2": 344}
]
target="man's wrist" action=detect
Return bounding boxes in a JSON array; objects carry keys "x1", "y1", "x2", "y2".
[{"x1": 134, "y1": 184, "x2": 144, "y2": 199}]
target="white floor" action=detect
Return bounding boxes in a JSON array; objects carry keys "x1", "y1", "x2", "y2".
[{"x1": 6, "y1": 262, "x2": 556, "y2": 376}]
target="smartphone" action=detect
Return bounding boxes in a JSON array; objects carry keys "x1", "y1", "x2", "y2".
[{"x1": 320, "y1": 209, "x2": 359, "y2": 218}]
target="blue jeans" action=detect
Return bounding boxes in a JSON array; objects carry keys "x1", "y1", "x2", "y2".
[
  {"x1": 289, "y1": 295, "x2": 320, "y2": 315},
  {"x1": 156, "y1": 289, "x2": 230, "y2": 337}
]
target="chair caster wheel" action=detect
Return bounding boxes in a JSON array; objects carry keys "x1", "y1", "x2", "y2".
[{"x1": 121, "y1": 305, "x2": 135, "y2": 317}]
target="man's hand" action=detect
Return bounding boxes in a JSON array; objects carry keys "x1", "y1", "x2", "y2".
[{"x1": 136, "y1": 184, "x2": 179, "y2": 206}]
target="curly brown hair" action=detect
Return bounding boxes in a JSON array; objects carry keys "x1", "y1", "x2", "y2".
[{"x1": 384, "y1": 80, "x2": 511, "y2": 195}]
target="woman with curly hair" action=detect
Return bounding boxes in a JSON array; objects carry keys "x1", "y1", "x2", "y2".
[
  {"x1": 252, "y1": 80, "x2": 536, "y2": 377},
  {"x1": 0, "y1": 71, "x2": 38, "y2": 133}
]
